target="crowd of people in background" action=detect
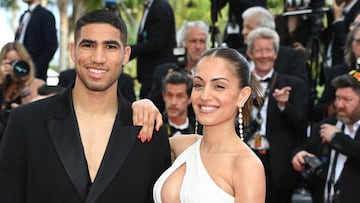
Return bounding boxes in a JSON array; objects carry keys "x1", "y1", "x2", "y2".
[{"x1": 0, "y1": 0, "x2": 359, "y2": 202}]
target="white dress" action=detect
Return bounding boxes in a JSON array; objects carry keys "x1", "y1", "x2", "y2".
[{"x1": 153, "y1": 138, "x2": 235, "y2": 203}]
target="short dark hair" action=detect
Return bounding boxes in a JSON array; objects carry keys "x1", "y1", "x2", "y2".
[
  {"x1": 332, "y1": 73, "x2": 360, "y2": 95},
  {"x1": 162, "y1": 71, "x2": 193, "y2": 97},
  {"x1": 74, "y1": 9, "x2": 127, "y2": 45}
]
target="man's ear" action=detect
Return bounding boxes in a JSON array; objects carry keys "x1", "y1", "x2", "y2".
[
  {"x1": 246, "y1": 50, "x2": 253, "y2": 60},
  {"x1": 69, "y1": 42, "x2": 75, "y2": 63},
  {"x1": 122, "y1": 45, "x2": 131, "y2": 66}
]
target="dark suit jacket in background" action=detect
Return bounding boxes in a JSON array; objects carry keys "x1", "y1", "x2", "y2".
[
  {"x1": 264, "y1": 73, "x2": 309, "y2": 190},
  {"x1": 244, "y1": 73, "x2": 309, "y2": 194},
  {"x1": 294, "y1": 116, "x2": 360, "y2": 203},
  {"x1": 130, "y1": 0, "x2": 177, "y2": 98},
  {"x1": 0, "y1": 86, "x2": 171, "y2": 202},
  {"x1": 15, "y1": 4, "x2": 58, "y2": 81},
  {"x1": 322, "y1": 0, "x2": 360, "y2": 66}
]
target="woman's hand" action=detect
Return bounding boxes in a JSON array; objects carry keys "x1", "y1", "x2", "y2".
[{"x1": 132, "y1": 99, "x2": 163, "y2": 142}]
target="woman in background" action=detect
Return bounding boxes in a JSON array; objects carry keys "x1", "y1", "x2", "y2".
[{"x1": 0, "y1": 41, "x2": 45, "y2": 110}]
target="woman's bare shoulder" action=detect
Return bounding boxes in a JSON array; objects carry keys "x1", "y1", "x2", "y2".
[
  {"x1": 169, "y1": 134, "x2": 201, "y2": 159},
  {"x1": 232, "y1": 144, "x2": 265, "y2": 203}
]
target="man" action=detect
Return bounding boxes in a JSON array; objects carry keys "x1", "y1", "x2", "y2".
[
  {"x1": 162, "y1": 71, "x2": 194, "y2": 136},
  {"x1": 323, "y1": 0, "x2": 360, "y2": 67},
  {"x1": 130, "y1": 0, "x2": 177, "y2": 98},
  {"x1": 148, "y1": 20, "x2": 209, "y2": 112},
  {"x1": 292, "y1": 73, "x2": 360, "y2": 203},
  {"x1": 239, "y1": 6, "x2": 309, "y2": 85},
  {"x1": 211, "y1": 0, "x2": 261, "y2": 49},
  {"x1": 245, "y1": 27, "x2": 309, "y2": 203},
  {"x1": 0, "y1": 10, "x2": 170, "y2": 202},
  {"x1": 15, "y1": 0, "x2": 58, "y2": 81}
]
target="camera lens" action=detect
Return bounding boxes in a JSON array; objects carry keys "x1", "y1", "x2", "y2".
[{"x1": 11, "y1": 60, "x2": 30, "y2": 78}]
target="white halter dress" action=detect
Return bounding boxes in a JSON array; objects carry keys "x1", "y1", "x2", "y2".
[{"x1": 153, "y1": 138, "x2": 234, "y2": 203}]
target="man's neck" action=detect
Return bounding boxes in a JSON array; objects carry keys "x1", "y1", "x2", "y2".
[
  {"x1": 72, "y1": 81, "x2": 119, "y2": 115},
  {"x1": 168, "y1": 115, "x2": 188, "y2": 127}
]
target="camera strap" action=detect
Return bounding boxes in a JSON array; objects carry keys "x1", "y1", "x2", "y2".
[
  {"x1": 255, "y1": 72, "x2": 278, "y2": 127},
  {"x1": 326, "y1": 124, "x2": 344, "y2": 202}
]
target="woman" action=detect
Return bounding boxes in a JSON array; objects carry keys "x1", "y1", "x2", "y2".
[
  {"x1": 0, "y1": 42, "x2": 45, "y2": 110},
  {"x1": 153, "y1": 48, "x2": 265, "y2": 203}
]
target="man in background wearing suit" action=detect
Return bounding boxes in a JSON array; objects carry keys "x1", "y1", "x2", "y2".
[
  {"x1": 130, "y1": 0, "x2": 177, "y2": 98},
  {"x1": 292, "y1": 72, "x2": 360, "y2": 203},
  {"x1": 245, "y1": 27, "x2": 309, "y2": 203},
  {"x1": 15, "y1": 0, "x2": 58, "y2": 81},
  {"x1": 0, "y1": 10, "x2": 170, "y2": 202}
]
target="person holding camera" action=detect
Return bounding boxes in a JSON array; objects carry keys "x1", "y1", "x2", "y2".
[
  {"x1": 292, "y1": 73, "x2": 360, "y2": 203},
  {"x1": 0, "y1": 42, "x2": 45, "y2": 111}
]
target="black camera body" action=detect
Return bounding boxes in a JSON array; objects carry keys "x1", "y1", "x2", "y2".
[
  {"x1": 173, "y1": 47, "x2": 187, "y2": 70},
  {"x1": 11, "y1": 60, "x2": 30, "y2": 78},
  {"x1": 301, "y1": 155, "x2": 323, "y2": 182}
]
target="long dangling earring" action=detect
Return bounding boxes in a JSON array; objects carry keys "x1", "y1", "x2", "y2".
[
  {"x1": 238, "y1": 107, "x2": 244, "y2": 141},
  {"x1": 195, "y1": 118, "x2": 198, "y2": 134}
]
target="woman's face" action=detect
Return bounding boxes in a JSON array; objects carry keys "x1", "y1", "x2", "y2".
[
  {"x1": 191, "y1": 56, "x2": 242, "y2": 127},
  {"x1": 352, "y1": 29, "x2": 360, "y2": 58}
]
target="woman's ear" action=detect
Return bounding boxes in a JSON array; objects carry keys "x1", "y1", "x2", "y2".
[{"x1": 237, "y1": 86, "x2": 251, "y2": 108}]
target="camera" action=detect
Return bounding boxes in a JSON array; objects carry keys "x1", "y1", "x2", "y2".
[
  {"x1": 11, "y1": 60, "x2": 30, "y2": 78},
  {"x1": 172, "y1": 47, "x2": 187, "y2": 70},
  {"x1": 300, "y1": 155, "x2": 323, "y2": 182},
  {"x1": 286, "y1": 0, "x2": 311, "y2": 8}
]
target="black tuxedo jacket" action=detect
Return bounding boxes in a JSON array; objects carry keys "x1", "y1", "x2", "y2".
[
  {"x1": 130, "y1": 0, "x2": 176, "y2": 97},
  {"x1": 16, "y1": 4, "x2": 58, "y2": 80},
  {"x1": 264, "y1": 73, "x2": 309, "y2": 190},
  {"x1": 295, "y1": 116, "x2": 360, "y2": 203},
  {"x1": 0, "y1": 86, "x2": 171, "y2": 202}
]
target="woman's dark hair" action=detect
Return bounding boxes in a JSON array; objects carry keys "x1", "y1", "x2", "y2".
[{"x1": 196, "y1": 47, "x2": 262, "y2": 125}]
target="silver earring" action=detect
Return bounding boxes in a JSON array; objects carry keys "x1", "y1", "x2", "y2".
[
  {"x1": 238, "y1": 107, "x2": 244, "y2": 141},
  {"x1": 195, "y1": 118, "x2": 198, "y2": 134}
]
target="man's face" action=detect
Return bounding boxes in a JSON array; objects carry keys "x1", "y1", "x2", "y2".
[
  {"x1": 335, "y1": 87, "x2": 360, "y2": 124},
  {"x1": 351, "y1": 29, "x2": 360, "y2": 58},
  {"x1": 70, "y1": 23, "x2": 130, "y2": 92},
  {"x1": 163, "y1": 83, "x2": 191, "y2": 121},
  {"x1": 185, "y1": 26, "x2": 208, "y2": 64},
  {"x1": 242, "y1": 17, "x2": 259, "y2": 43},
  {"x1": 247, "y1": 38, "x2": 277, "y2": 76}
]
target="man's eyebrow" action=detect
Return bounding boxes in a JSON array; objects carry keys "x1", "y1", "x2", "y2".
[
  {"x1": 79, "y1": 39, "x2": 95, "y2": 44},
  {"x1": 104, "y1": 40, "x2": 122, "y2": 47},
  {"x1": 78, "y1": 39, "x2": 121, "y2": 47}
]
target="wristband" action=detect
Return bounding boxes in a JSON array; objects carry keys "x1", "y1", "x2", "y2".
[{"x1": 20, "y1": 87, "x2": 31, "y2": 98}]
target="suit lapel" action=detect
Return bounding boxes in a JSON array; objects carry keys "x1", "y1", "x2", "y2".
[
  {"x1": 85, "y1": 93, "x2": 140, "y2": 203},
  {"x1": 85, "y1": 125, "x2": 141, "y2": 203},
  {"x1": 47, "y1": 88, "x2": 90, "y2": 201}
]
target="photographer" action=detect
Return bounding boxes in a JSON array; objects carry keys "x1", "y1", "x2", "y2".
[
  {"x1": 292, "y1": 73, "x2": 360, "y2": 203},
  {"x1": 147, "y1": 20, "x2": 209, "y2": 113},
  {"x1": 0, "y1": 42, "x2": 45, "y2": 124}
]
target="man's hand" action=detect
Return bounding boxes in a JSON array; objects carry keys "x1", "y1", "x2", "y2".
[
  {"x1": 320, "y1": 123, "x2": 341, "y2": 143},
  {"x1": 132, "y1": 99, "x2": 163, "y2": 142},
  {"x1": 273, "y1": 86, "x2": 291, "y2": 108},
  {"x1": 292, "y1": 150, "x2": 315, "y2": 172}
]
